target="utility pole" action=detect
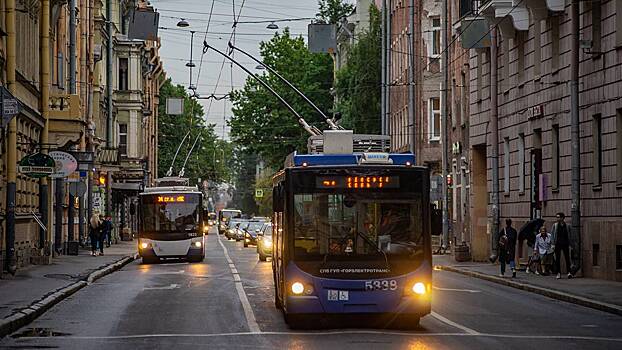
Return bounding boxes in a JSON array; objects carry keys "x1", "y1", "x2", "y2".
[
  {"x1": 441, "y1": 0, "x2": 450, "y2": 249},
  {"x1": 68, "y1": 0, "x2": 77, "y2": 244},
  {"x1": 40, "y1": 0, "x2": 51, "y2": 252},
  {"x1": 570, "y1": 0, "x2": 581, "y2": 273},
  {"x1": 5, "y1": 0, "x2": 17, "y2": 272},
  {"x1": 490, "y1": 27, "x2": 500, "y2": 254},
  {"x1": 87, "y1": 0, "x2": 95, "y2": 231},
  {"x1": 380, "y1": 0, "x2": 386, "y2": 135},
  {"x1": 106, "y1": 0, "x2": 113, "y2": 217},
  {"x1": 407, "y1": 0, "x2": 415, "y2": 154}
]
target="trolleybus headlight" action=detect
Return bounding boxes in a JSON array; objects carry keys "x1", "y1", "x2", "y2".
[
  {"x1": 194, "y1": 241, "x2": 202, "y2": 248},
  {"x1": 140, "y1": 242, "x2": 150, "y2": 249},
  {"x1": 412, "y1": 282, "x2": 426, "y2": 295},
  {"x1": 291, "y1": 282, "x2": 305, "y2": 295},
  {"x1": 203, "y1": 225, "x2": 209, "y2": 233}
]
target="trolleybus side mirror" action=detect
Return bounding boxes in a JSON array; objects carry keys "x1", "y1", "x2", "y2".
[{"x1": 431, "y1": 204, "x2": 442, "y2": 236}]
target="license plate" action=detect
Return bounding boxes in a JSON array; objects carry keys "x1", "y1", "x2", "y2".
[
  {"x1": 364, "y1": 280, "x2": 398, "y2": 291},
  {"x1": 327, "y1": 289, "x2": 349, "y2": 301}
]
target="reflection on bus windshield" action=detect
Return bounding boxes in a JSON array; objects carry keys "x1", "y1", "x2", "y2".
[{"x1": 293, "y1": 193, "x2": 423, "y2": 259}]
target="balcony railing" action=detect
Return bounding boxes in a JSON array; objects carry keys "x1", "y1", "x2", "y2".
[{"x1": 460, "y1": 0, "x2": 482, "y2": 18}]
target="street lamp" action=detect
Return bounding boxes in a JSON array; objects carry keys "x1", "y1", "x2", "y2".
[
  {"x1": 177, "y1": 18, "x2": 189, "y2": 28},
  {"x1": 187, "y1": 30, "x2": 196, "y2": 90},
  {"x1": 255, "y1": 64, "x2": 265, "y2": 70},
  {"x1": 266, "y1": 22, "x2": 278, "y2": 30}
]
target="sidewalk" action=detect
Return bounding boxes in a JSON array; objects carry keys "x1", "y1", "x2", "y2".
[
  {"x1": 434, "y1": 255, "x2": 622, "y2": 316},
  {"x1": 0, "y1": 242, "x2": 137, "y2": 336}
]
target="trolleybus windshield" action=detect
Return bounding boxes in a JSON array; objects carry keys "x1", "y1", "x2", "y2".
[
  {"x1": 293, "y1": 193, "x2": 424, "y2": 260},
  {"x1": 140, "y1": 193, "x2": 201, "y2": 234}
]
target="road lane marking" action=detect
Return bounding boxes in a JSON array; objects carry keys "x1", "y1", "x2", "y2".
[
  {"x1": 433, "y1": 286, "x2": 481, "y2": 293},
  {"x1": 430, "y1": 311, "x2": 480, "y2": 335},
  {"x1": 217, "y1": 233, "x2": 261, "y2": 333},
  {"x1": 18, "y1": 332, "x2": 622, "y2": 343},
  {"x1": 144, "y1": 284, "x2": 179, "y2": 290}
]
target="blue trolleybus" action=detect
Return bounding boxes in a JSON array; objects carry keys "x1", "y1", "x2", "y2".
[{"x1": 272, "y1": 151, "x2": 433, "y2": 328}]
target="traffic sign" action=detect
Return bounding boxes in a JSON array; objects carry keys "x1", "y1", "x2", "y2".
[
  {"x1": 1, "y1": 86, "x2": 21, "y2": 128},
  {"x1": 68, "y1": 181, "x2": 87, "y2": 196}
]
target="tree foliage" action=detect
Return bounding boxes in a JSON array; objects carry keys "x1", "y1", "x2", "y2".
[
  {"x1": 158, "y1": 78, "x2": 231, "y2": 184},
  {"x1": 334, "y1": 4, "x2": 382, "y2": 134},
  {"x1": 316, "y1": 0, "x2": 355, "y2": 24},
  {"x1": 228, "y1": 29, "x2": 333, "y2": 169}
]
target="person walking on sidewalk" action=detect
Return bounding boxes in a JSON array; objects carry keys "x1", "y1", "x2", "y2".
[
  {"x1": 89, "y1": 214, "x2": 102, "y2": 257},
  {"x1": 102, "y1": 215, "x2": 113, "y2": 247},
  {"x1": 551, "y1": 212, "x2": 573, "y2": 279},
  {"x1": 99, "y1": 215, "x2": 111, "y2": 256},
  {"x1": 497, "y1": 218, "x2": 518, "y2": 278},
  {"x1": 533, "y1": 226, "x2": 554, "y2": 275}
]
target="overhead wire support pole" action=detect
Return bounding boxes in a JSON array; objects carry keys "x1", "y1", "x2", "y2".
[
  {"x1": 228, "y1": 42, "x2": 339, "y2": 130},
  {"x1": 204, "y1": 43, "x2": 320, "y2": 136},
  {"x1": 441, "y1": 0, "x2": 450, "y2": 250}
]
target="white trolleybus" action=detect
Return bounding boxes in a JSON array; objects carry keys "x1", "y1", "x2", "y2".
[{"x1": 138, "y1": 177, "x2": 206, "y2": 263}]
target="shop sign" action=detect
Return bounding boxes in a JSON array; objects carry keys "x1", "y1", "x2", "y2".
[
  {"x1": 527, "y1": 105, "x2": 544, "y2": 120},
  {"x1": 18, "y1": 153, "x2": 55, "y2": 178},
  {"x1": 50, "y1": 151, "x2": 78, "y2": 178}
]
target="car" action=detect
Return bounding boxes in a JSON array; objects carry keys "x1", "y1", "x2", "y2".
[
  {"x1": 243, "y1": 220, "x2": 266, "y2": 247},
  {"x1": 234, "y1": 219, "x2": 250, "y2": 241},
  {"x1": 256, "y1": 222, "x2": 272, "y2": 261},
  {"x1": 225, "y1": 219, "x2": 244, "y2": 240}
]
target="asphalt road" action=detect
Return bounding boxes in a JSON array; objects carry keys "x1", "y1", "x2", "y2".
[{"x1": 1, "y1": 227, "x2": 621, "y2": 349}]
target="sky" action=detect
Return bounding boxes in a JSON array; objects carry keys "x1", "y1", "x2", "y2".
[{"x1": 150, "y1": 0, "x2": 352, "y2": 140}]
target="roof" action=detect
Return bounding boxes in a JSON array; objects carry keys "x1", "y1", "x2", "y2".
[{"x1": 287, "y1": 152, "x2": 416, "y2": 167}]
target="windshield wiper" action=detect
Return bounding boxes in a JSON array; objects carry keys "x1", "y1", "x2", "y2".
[{"x1": 354, "y1": 231, "x2": 390, "y2": 268}]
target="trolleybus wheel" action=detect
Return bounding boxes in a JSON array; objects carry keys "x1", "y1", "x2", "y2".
[{"x1": 390, "y1": 315, "x2": 420, "y2": 330}]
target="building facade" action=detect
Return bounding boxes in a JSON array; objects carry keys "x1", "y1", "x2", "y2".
[{"x1": 463, "y1": 0, "x2": 622, "y2": 280}]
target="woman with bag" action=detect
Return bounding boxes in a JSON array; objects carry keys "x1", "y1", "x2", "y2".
[
  {"x1": 89, "y1": 214, "x2": 102, "y2": 256},
  {"x1": 533, "y1": 226, "x2": 554, "y2": 275}
]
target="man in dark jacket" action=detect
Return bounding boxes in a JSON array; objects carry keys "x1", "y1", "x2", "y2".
[
  {"x1": 551, "y1": 212, "x2": 573, "y2": 279},
  {"x1": 498, "y1": 218, "x2": 518, "y2": 278},
  {"x1": 100, "y1": 215, "x2": 113, "y2": 254}
]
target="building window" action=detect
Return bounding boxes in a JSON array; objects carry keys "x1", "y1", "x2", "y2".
[
  {"x1": 551, "y1": 16, "x2": 560, "y2": 72},
  {"x1": 502, "y1": 38, "x2": 509, "y2": 87},
  {"x1": 518, "y1": 133, "x2": 525, "y2": 193},
  {"x1": 517, "y1": 32, "x2": 525, "y2": 84},
  {"x1": 593, "y1": 114, "x2": 602, "y2": 186},
  {"x1": 552, "y1": 124, "x2": 560, "y2": 190},
  {"x1": 533, "y1": 20, "x2": 542, "y2": 78},
  {"x1": 428, "y1": 97, "x2": 441, "y2": 142},
  {"x1": 119, "y1": 123, "x2": 128, "y2": 156},
  {"x1": 593, "y1": 244, "x2": 600, "y2": 267},
  {"x1": 476, "y1": 50, "x2": 483, "y2": 101},
  {"x1": 617, "y1": 1, "x2": 622, "y2": 47},
  {"x1": 431, "y1": 17, "x2": 441, "y2": 57},
  {"x1": 592, "y1": 0, "x2": 602, "y2": 54},
  {"x1": 57, "y1": 52, "x2": 65, "y2": 89},
  {"x1": 119, "y1": 57, "x2": 129, "y2": 91},
  {"x1": 504, "y1": 137, "x2": 510, "y2": 194},
  {"x1": 617, "y1": 109, "x2": 622, "y2": 186}
]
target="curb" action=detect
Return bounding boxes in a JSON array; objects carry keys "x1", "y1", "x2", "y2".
[
  {"x1": 0, "y1": 253, "x2": 137, "y2": 338},
  {"x1": 439, "y1": 265, "x2": 622, "y2": 317}
]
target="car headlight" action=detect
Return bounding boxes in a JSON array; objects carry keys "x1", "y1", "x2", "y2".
[
  {"x1": 412, "y1": 282, "x2": 427, "y2": 295},
  {"x1": 140, "y1": 242, "x2": 151, "y2": 249},
  {"x1": 194, "y1": 241, "x2": 202, "y2": 248},
  {"x1": 290, "y1": 281, "x2": 314, "y2": 295},
  {"x1": 203, "y1": 225, "x2": 209, "y2": 232}
]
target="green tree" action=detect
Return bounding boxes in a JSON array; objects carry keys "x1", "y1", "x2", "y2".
[
  {"x1": 228, "y1": 29, "x2": 333, "y2": 169},
  {"x1": 317, "y1": 0, "x2": 355, "y2": 24},
  {"x1": 158, "y1": 78, "x2": 230, "y2": 184},
  {"x1": 334, "y1": 4, "x2": 382, "y2": 134}
]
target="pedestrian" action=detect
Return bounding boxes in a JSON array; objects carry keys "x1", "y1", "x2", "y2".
[
  {"x1": 533, "y1": 226, "x2": 554, "y2": 275},
  {"x1": 104, "y1": 216, "x2": 113, "y2": 247},
  {"x1": 98, "y1": 215, "x2": 111, "y2": 256},
  {"x1": 497, "y1": 218, "x2": 518, "y2": 278},
  {"x1": 89, "y1": 214, "x2": 101, "y2": 256},
  {"x1": 551, "y1": 212, "x2": 573, "y2": 279}
]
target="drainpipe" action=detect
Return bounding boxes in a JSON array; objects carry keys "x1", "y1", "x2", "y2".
[
  {"x1": 106, "y1": 0, "x2": 113, "y2": 217},
  {"x1": 5, "y1": 0, "x2": 17, "y2": 273},
  {"x1": 40, "y1": 0, "x2": 51, "y2": 251},
  {"x1": 87, "y1": 0, "x2": 95, "y2": 224},
  {"x1": 78, "y1": 0, "x2": 87, "y2": 244},
  {"x1": 407, "y1": 0, "x2": 415, "y2": 154},
  {"x1": 570, "y1": 0, "x2": 581, "y2": 273},
  {"x1": 384, "y1": 0, "x2": 391, "y2": 137},
  {"x1": 490, "y1": 27, "x2": 500, "y2": 255}
]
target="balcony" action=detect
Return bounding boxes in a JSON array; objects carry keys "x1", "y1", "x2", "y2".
[
  {"x1": 456, "y1": 1, "x2": 491, "y2": 49},
  {"x1": 48, "y1": 94, "x2": 85, "y2": 148},
  {"x1": 524, "y1": 0, "x2": 564, "y2": 20},
  {"x1": 479, "y1": 0, "x2": 530, "y2": 38}
]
